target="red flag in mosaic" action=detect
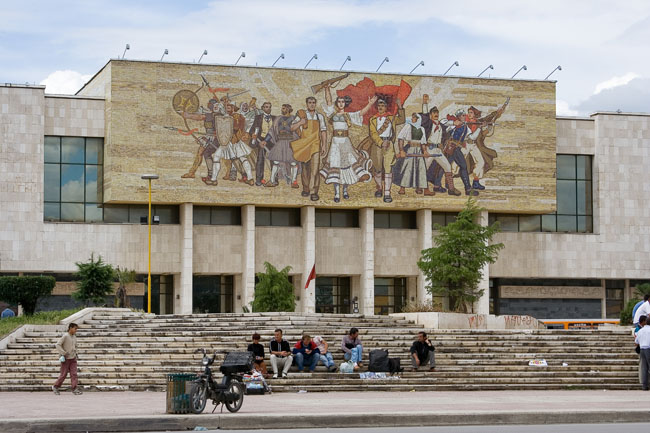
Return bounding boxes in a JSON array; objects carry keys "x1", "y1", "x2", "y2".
[{"x1": 336, "y1": 77, "x2": 412, "y2": 125}]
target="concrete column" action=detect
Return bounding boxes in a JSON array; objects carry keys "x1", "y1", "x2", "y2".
[
  {"x1": 241, "y1": 205, "x2": 256, "y2": 311},
  {"x1": 301, "y1": 206, "x2": 316, "y2": 313},
  {"x1": 416, "y1": 209, "x2": 432, "y2": 304},
  {"x1": 360, "y1": 208, "x2": 375, "y2": 315},
  {"x1": 474, "y1": 209, "x2": 490, "y2": 314},
  {"x1": 176, "y1": 203, "x2": 193, "y2": 314}
]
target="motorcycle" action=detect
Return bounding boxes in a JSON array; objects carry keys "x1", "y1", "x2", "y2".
[{"x1": 189, "y1": 348, "x2": 246, "y2": 413}]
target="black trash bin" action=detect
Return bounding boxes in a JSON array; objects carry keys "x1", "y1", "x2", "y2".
[{"x1": 166, "y1": 373, "x2": 197, "y2": 414}]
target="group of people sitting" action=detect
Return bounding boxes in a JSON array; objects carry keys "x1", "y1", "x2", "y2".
[{"x1": 246, "y1": 327, "x2": 436, "y2": 379}]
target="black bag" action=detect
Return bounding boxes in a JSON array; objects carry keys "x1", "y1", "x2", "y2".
[
  {"x1": 368, "y1": 349, "x2": 390, "y2": 372},
  {"x1": 220, "y1": 351, "x2": 254, "y2": 375},
  {"x1": 389, "y1": 358, "x2": 403, "y2": 374}
]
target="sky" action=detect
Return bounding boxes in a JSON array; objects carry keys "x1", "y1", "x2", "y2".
[{"x1": 1, "y1": 0, "x2": 649, "y2": 116}]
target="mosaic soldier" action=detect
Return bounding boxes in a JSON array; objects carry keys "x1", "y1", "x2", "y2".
[
  {"x1": 291, "y1": 96, "x2": 328, "y2": 201},
  {"x1": 368, "y1": 98, "x2": 405, "y2": 203},
  {"x1": 320, "y1": 85, "x2": 373, "y2": 203},
  {"x1": 442, "y1": 109, "x2": 479, "y2": 196},
  {"x1": 249, "y1": 101, "x2": 276, "y2": 186},
  {"x1": 463, "y1": 106, "x2": 487, "y2": 190},
  {"x1": 224, "y1": 103, "x2": 255, "y2": 185},
  {"x1": 394, "y1": 113, "x2": 434, "y2": 196},
  {"x1": 265, "y1": 104, "x2": 300, "y2": 188},
  {"x1": 181, "y1": 98, "x2": 223, "y2": 185}
]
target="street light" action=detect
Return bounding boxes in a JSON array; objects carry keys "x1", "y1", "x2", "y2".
[{"x1": 141, "y1": 174, "x2": 159, "y2": 313}]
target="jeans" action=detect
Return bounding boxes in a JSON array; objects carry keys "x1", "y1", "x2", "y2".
[
  {"x1": 343, "y1": 344, "x2": 363, "y2": 364},
  {"x1": 294, "y1": 352, "x2": 319, "y2": 372},
  {"x1": 319, "y1": 352, "x2": 335, "y2": 368}
]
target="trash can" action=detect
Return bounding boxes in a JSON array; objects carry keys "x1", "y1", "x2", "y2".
[{"x1": 166, "y1": 373, "x2": 197, "y2": 414}]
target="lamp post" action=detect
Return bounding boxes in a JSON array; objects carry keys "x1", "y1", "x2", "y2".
[{"x1": 141, "y1": 174, "x2": 159, "y2": 313}]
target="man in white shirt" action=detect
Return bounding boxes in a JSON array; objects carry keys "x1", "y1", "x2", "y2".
[
  {"x1": 633, "y1": 297, "x2": 650, "y2": 326},
  {"x1": 634, "y1": 316, "x2": 650, "y2": 390}
]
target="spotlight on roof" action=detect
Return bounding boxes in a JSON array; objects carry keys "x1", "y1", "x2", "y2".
[
  {"x1": 235, "y1": 52, "x2": 246, "y2": 65},
  {"x1": 376, "y1": 57, "x2": 389, "y2": 72},
  {"x1": 121, "y1": 44, "x2": 130, "y2": 59},
  {"x1": 160, "y1": 49, "x2": 169, "y2": 61},
  {"x1": 272, "y1": 53, "x2": 285, "y2": 67},
  {"x1": 340, "y1": 55, "x2": 351, "y2": 71},
  {"x1": 477, "y1": 64, "x2": 494, "y2": 77},
  {"x1": 410, "y1": 61, "x2": 425, "y2": 74},
  {"x1": 198, "y1": 50, "x2": 208, "y2": 63},
  {"x1": 511, "y1": 65, "x2": 527, "y2": 79},
  {"x1": 443, "y1": 61, "x2": 459, "y2": 75}
]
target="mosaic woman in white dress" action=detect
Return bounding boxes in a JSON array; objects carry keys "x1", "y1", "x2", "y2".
[{"x1": 320, "y1": 85, "x2": 375, "y2": 202}]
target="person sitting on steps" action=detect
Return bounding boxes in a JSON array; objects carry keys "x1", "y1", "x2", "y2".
[
  {"x1": 248, "y1": 333, "x2": 269, "y2": 378},
  {"x1": 341, "y1": 327, "x2": 363, "y2": 370},
  {"x1": 269, "y1": 328, "x2": 293, "y2": 379},
  {"x1": 292, "y1": 334, "x2": 321, "y2": 373},
  {"x1": 313, "y1": 335, "x2": 338, "y2": 372},
  {"x1": 410, "y1": 331, "x2": 435, "y2": 372}
]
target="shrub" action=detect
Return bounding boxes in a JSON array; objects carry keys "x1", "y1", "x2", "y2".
[
  {"x1": 252, "y1": 262, "x2": 295, "y2": 312},
  {"x1": 0, "y1": 276, "x2": 56, "y2": 315},
  {"x1": 73, "y1": 254, "x2": 115, "y2": 306},
  {"x1": 620, "y1": 298, "x2": 640, "y2": 326}
]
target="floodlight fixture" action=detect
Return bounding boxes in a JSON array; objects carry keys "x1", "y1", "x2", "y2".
[
  {"x1": 340, "y1": 56, "x2": 351, "y2": 70},
  {"x1": 304, "y1": 54, "x2": 318, "y2": 69},
  {"x1": 198, "y1": 50, "x2": 208, "y2": 63},
  {"x1": 121, "y1": 44, "x2": 130, "y2": 59},
  {"x1": 376, "y1": 57, "x2": 389, "y2": 72},
  {"x1": 235, "y1": 52, "x2": 246, "y2": 65},
  {"x1": 160, "y1": 49, "x2": 169, "y2": 61},
  {"x1": 272, "y1": 53, "x2": 285, "y2": 67},
  {"x1": 443, "y1": 61, "x2": 459, "y2": 75},
  {"x1": 545, "y1": 65, "x2": 562, "y2": 80},
  {"x1": 511, "y1": 65, "x2": 527, "y2": 79},
  {"x1": 410, "y1": 61, "x2": 425, "y2": 74},
  {"x1": 477, "y1": 64, "x2": 494, "y2": 77}
]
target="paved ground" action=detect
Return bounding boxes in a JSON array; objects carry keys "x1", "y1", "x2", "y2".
[{"x1": 0, "y1": 390, "x2": 648, "y2": 432}]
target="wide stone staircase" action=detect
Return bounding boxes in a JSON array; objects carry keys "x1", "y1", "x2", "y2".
[{"x1": 0, "y1": 311, "x2": 640, "y2": 392}]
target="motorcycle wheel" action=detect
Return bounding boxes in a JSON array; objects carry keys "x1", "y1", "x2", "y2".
[
  {"x1": 224, "y1": 380, "x2": 245, "y2": 413},
  {"x1": 190, "y1": 382, "x2": 208, "y2": 414}
]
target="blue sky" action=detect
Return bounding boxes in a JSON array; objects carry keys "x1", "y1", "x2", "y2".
[{"x1": 2, "y1": 0, "x2": 649, "y2": 116}]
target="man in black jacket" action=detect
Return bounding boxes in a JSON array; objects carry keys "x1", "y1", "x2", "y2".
[
  {"x1": 269, "y1": 328, "x2": 293, "y2": 378},
  {"x1": 410, "y1": 331, "x2": 435, "y2": 371},
  {"x1": 249, "y1": 101, "x2": 275, "y2": 186}
]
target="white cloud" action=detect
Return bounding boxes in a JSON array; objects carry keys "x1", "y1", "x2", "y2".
[
  {"x1": 556, "y1": 100, "x2": 579, "y2": 117},
  {"x1": 40, "y1": 70, "x2": 92, "y2": 95},
  {"x1": 577, "y1": 77, "x2": 650, "y2": 113},
  {"x1": 594, "y1": 73, "x2": 640, "y2": 94}
]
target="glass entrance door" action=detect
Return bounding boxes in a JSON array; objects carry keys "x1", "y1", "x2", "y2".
[
  {"x1": 374, "y1": 277, "x2": 407, "y2": 315},
  {"x1": 315, "y1": 277, "x2": 351, "y2": 313},
  {"x1": 192, "y1": 275, "x2": 234, "y2": 313}
]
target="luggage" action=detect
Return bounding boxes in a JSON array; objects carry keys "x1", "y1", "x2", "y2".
[
  {"x1": 368, "y1": 349, "x2": 390, "y2": 372},
  {"x1": 220, "y1": 351, "x2": 254, "y2": 375},
  {"x1": 388, "y1": 358, "x2": 403, "y2": 374}
]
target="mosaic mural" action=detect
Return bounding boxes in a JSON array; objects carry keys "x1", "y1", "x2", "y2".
[{"x1": 86, "y1": 60, "x2": 557, "y2": 212}]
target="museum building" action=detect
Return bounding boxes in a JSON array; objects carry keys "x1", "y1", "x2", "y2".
[{"x1": 1, "y1": 59, "x2": 648, "y2": 320}]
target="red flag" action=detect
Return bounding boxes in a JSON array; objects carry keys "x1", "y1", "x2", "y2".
[
  {"x1": 336, "y1": 77, "x2": 413, "y2": 125},
  {"x1": 305, "y1": 264, "x2": 316, "y2": 289}
]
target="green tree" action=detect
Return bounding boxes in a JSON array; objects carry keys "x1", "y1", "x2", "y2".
[
  {"x1": 252, "y1": 262, "x2": 296, "y2": 312},
  {"x1": 73, "y1": 254, "x2": 115, "y2": 306},
  {"x1": 417, "y1": 199, "x2": 504, "y2": 313},
  {"x1": 115, "y1": 266, "x2": 136, "y2": 308},
  {"x1": 0, "y1": 276, "x2": 56, "y2": 315},
  {"x1": 620, "y1": 283, "x2": 650, "y2": 325}
]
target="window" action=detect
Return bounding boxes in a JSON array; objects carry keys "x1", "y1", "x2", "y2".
[
  {"x1": 255, "y1": 207, "x2": 301, "y2": 227},
  {"x1": 192, "y1": 275, "x2": 234, "y2": 313},
  {"x1": 431, "y1": 212, "x2": 457, "y2": 229},
  {"x1": 194, "y1": 206, "x2": 241, "y2": 225},
  {"x1": 315, "y1": 277, "x2": 351, "y2": 313},
  {"x1": 103, "y1": 204, "x2": 180, "y2": 224},
  {"x1": 375, "y1": 211, "x2": 417, "y2": 229},
  {"x1": 605, "y1": 280, "x2": 624, "y2": 319},
  {"x1": 315, "y1": 209, "x2": 359, "y2": 228},
  {"x1": 44, "y1": 136, "x2": 103, "y2": 222},
  {"x1": 374, "y1": 277, "x2": 407, "y2": 315}
]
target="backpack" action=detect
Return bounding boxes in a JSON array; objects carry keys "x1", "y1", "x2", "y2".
[
  {"x1": 389, "y1": 358, "x2": 403, "y2": 375},
  {"x1": 368, "y1": 349, "x2": 390, "y2": 372}
]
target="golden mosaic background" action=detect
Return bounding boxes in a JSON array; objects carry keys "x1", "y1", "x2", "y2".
[{"x1": 84, "y1": 60, "x2": 557, "y2": 212}]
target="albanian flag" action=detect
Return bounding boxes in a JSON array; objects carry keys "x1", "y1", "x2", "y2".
[{"x1": 336, "y1": 77, "x2": 412, "y2": 125}]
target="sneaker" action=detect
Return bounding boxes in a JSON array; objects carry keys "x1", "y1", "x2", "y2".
[
  {"x1": 272, "y1": 374, "x2": 278, "y2": 379},
  {"x1": 52, "y1": 385, "x2": 60, "y2": 395},
  {"x1": 72, "y1": 388, "x2": 83, "y2": 395},
  {"x1": 328, "y1": 365, "x2": 337, "y2": 372},
  {"x1": 282, "y1": 373, "x2": 288, "y2": 378}
]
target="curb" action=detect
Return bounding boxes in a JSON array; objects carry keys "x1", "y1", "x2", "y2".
[{"x1": 2, "y1": 410, "x2": 650, "y2": 432}]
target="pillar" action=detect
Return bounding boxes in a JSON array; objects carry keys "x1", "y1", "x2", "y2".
[
  {"x1": 301, "y1": 206, "x2": 316, "y2": 313},
  {"x1": 176, "y1": 203, "x2": 193, "y2": 314},
  {"x1": 241, "y1": 205, "x2": 256, "y2": 311},
  {"x1": 416, "y1": 209, "x2": 432, "y2": 304},
  {"x1": 474, "y1": 209, "x2": 490, "y2": 314},
  {"x1": 360, "y1": 208, "x2": 375, "y2": 315}
]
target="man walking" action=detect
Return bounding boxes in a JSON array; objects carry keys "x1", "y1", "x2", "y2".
[
  {"x1": 410, "y1": 331, "x2": 435, "y2": 371},
  {"x1": 269, "y1": 328, "x2": 293, "y2": 379},
  {"x1": 53, "y1": 323, "x2": 82, "y2": 395}
]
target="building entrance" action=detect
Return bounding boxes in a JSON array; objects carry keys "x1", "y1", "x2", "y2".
[
  {"x1": 192, "y1": 275, "x2": 234, "y2": 313},
  {"x1": 146, "y1": 275, "x2": 174, "y2": 315},
  {"x1": 315, "y1": 277, "x2": 351, "y2": 314},
  {"x1": 374, "y1": 277, "x2": 407, "y2": 315}
]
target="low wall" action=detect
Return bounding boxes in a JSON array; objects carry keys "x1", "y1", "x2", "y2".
[{"x1": 391, "y1": 312, "x2": 545, "y2": 330}]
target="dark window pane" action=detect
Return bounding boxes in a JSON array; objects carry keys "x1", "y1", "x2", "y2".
[
  {"x1": 212, "y1": 207, "x2": 241, "y2": 225},
  {"x1": 577, "y1": 180, "x2": 592, "y2": 215},
  {"x1": 85, "y1": 138, "x2": 103, "y2": 164},
  {"x1": 519, "y1": 215, "x2": 541, "y2": 232},
  {"x1": 557, "y1": 155, "x2": 576, "y2": 179},
  {"x1": 44, "y1": 164, "x2": 60, "y2": 201},
  {"x1": 129, "y1": 205, "x2": 148, "y2": 224},
  {"x1": 557, "y1": 215, "x2": 577, "y2": 232},
  {"x1": 103, "y1": 205, "x2": 129, "y2": 223},
  {"x1": 445, "y1": 213, "x2": 457, "y2": 225},
  {"x1": 576, "y1": 155, "x2": 591, "y2": 180},
  {"x1": 496, "y1": 215, "x2": 518, "y2": 232},
  {"x1": 44, "y1": 202, "x2": 60, "y2": 221},
  {"x1": 194, "y1": 207, "x2": 211, "y2": 225},
  {"x1": 61, "y1": 203, "x2": 84, "y2": 222},
  {"x1": 375, "y1": 211, "x2": 390, "y2": 228},
  {"x1": 96, "y1": 166, "x2": 103, "y2": 203},
  {"x1": 557, "y1": 180, "x2": 577, "y2": 214},
  {"x1": 331, "y1": 210, "x2": 358, "y2": 227},
  {"x1": 315, "y1": 209, "x2": 330, "y2": 227},
  {"x1": 272, "y1": 208, "x2": 300, "y2": 226},
  {"x1": 154, "y1": 205, "x2": 179, "y2": 224},
  {"x1": 390, "y1": 211, "x2": 416, "y2": 229},
  {"x1": 44, "y1": 136, "x2": 60, "y2": 163},
  {"x1": 60, "y1": 164, "x2": 85, "y2": 202},
  {"x1": 61, "y1": 137, "x2": 85, "y2": 163},
  {"x1": 541, "y1": 214, "x2": 556, "y2": 232},
  {"x1": 577, "y1": 216, "x2": 592, "y2": 233},
  {"x1": 85, "y1": 204, "x2": 103, "y2": 222},
  {"x1": 85, "y1": 166, "x2": 98, "y2": 202},
  {"x1": 255, "y1": 208, "x2": 271, "y2": 226},
  {"x1": 432, "y1": 212, "x2": 446, "y2": 228}
]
